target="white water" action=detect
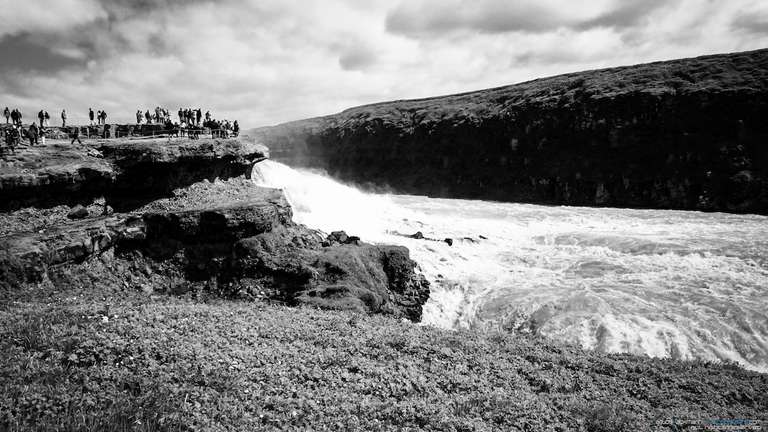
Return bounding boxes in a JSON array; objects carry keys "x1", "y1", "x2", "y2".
[{"x1": 252, "y1": 160, "x2": 768, "y2": 372}]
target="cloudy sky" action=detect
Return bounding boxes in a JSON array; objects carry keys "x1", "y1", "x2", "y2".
[{"x1": 1, "y1": 0, "x2": 767, "y2": 127}]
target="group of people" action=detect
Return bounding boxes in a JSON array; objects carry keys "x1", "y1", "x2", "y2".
[
  {"x1": 36, "y1": 110, "x2": 52, "y2": 127},
  {"x1": 137, "y1": 106, "x2": 173, "y2": 124},
  {"x1": 2, "y1": 122, "x2": 46, "y2": 152},
  {"x1": 135, "y1": 107, "x2": 212, "y2": 127},
  {"x1": 6, "y1": 107, "x2": 69, "y2": 127},
  {"x1": 3, "y1": 104, "x2": 243, "y2": 155},
  {"x1": 89, "y1": 108, "x2": 108, "y2": 125},
  {"x1": 207, "y1": 119, "x2": 240, "y2": 138},
  {"x1": 134, "y1": 107, "x2": 239, "y2": 137},
  {"x1": 4, "y1": 107, "x2": 24, "y2": 126}
]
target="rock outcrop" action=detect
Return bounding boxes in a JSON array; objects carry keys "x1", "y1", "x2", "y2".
[
  {"x1": 0, "y1": 159, "x2": 430, "y2": 321},
  {"x1": 251, "y1": 48, "x2": 768, "y2": 214},
  {"x1": 0, "y1": 137, "x2": 267, "y2": 212}
]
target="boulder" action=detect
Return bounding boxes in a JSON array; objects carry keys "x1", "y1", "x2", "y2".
[
  {"x1": 234, "y1": 225, "x2": 429, "y2": 321},
  {"x1": 67, "y1": 205, "x2": 89, "y2": 219}
]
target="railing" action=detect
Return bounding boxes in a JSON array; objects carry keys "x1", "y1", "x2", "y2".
[{"x1": 1, "y1": 125, "x2": 239, "y2": 143}]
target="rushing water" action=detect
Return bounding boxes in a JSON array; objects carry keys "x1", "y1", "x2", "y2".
[{"x1": 252, "y1": 160, "x2": 768, "y2": 372}]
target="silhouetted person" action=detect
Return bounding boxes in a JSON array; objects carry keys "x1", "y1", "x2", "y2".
[
  {"x1": 101, "y1": 110, "x2": 107, "y2": 125},
  {"x1": 3, "y1": 107, "x2": 9, "y2": 124},
  {"x1": 28, "y1": 123, "x2": 39, "y2": 146},
  {"x1": 145, "y1": 110, "x2": 151, "y2": 124},
  {"x1": 70, "y1": 127, "x2": 82, "y2": 145},
  {"x1": 38, "y1": 110, "x2": 44, "y2": 127},
  {"x1": 233, "y1": 120, "x2": 240, "y2": 136},
  {"x1": 61, "y1": 109, "x2": 67, "y2": 127},
  {"x1": 44, "y1": 110, "x2": 50, "y2": 126},
  {"x1": 5, "y1": 125, "x2": 20, "y2": 153},
  {"x1": 136, "y1": 110, "x2": 142, "y2": 124},
  {"x1": 89, "y1": 108, "x2": 95, "y2": 125}
]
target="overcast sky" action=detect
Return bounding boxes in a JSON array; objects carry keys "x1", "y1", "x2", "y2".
[{"x1": 1, "y1": 0, "x2": 767, "y2": 127}]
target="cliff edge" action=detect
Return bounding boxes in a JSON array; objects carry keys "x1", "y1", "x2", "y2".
[
  {"x1": 0, "y1": 136, "x2": 429, "y2": 321},
  {"x1": 251, "y1": 48, "x2": 768, "y2": 214}
]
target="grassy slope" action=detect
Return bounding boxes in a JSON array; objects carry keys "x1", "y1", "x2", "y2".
[
  {"x1": 251, "y1": 48, "x2": 768, "y2": 133},
  {"x1": 1, "y1": 280, "x2": 766, "y2": 431}
]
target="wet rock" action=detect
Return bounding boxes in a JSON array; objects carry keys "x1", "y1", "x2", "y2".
[
  {"x1": 67, "y1": 205, "x2": 89, "y2": 219},
  {"x1": 235, "y1": 225, "x2": 429, "y2": 321},
  {"x1": 326, "y1": 231, "x2": 361, "y2": 245}
]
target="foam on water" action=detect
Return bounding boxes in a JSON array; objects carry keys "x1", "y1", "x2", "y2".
[{"x1": 252, "y1": 160, "x2": 768, "y2": 372}]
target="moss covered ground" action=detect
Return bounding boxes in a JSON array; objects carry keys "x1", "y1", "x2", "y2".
[{"x1": 1, "y1": 277, "x2": 766, "y2": 432}]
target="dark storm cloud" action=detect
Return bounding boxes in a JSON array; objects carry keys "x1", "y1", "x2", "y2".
[
  {"x1": 0, "y1": 33, "x2": 84, "y2": 73},
  {"x1": 385, "y1": 0, "x2": 675, "y2": 38},
  {"x1": 98, "y1": 0, "x2": 211, "y2": 21},
  {"x1": 385, "y1": 1, "x2": 567, "y2": 37},
  {"x1": 732, "y1": 12, "x2": 768, "y2": 35},
  {"x1": 575, "y1": 0, "x2": 672, "y2": 30}
]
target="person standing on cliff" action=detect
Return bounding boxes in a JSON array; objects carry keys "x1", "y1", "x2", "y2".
[
  {"x1": 89, "y1": 108, "x2": 94, "y2": 125},
  {"x1": 101, "y1": 110, "x2": 107, "y2": 125},
  {"x1": 4, "y1": 107, "x2": 10, "y2": 124},
  {"x1": 61, "y1": 109, "x2": 67, "y2": 127},
  {"x1": 15, "y1": 109, "x2": 22, "y2": 126},
  {"x1": 37, "y1": 110, "x2": 44, "y2": 127},
  {"x1": 28, "y1": 122, "x2": 39, "y2": 146},
  {"x1": 70, "y1": 126, "x2": 82, "y2": 145},
  {"x1": 43, "y1": 110, "x2": 50, "y2": 126}
]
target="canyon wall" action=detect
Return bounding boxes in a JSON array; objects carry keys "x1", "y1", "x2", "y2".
[{"x1": 251, "y1": 49, "x2": 768, "y2": 213}]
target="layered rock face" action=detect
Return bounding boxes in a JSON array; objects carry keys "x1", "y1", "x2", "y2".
[
  {"x1": 0, "y1": 137, "x2": 430, "y2": 321},
  {"x1": 252, "y1": 49, "x2": 768, "y2": 214},
  {"x1": 0, "y1": 138, "x2": 266, "y2": 212}
]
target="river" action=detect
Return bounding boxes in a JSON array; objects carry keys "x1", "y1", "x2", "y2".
[{"x1": 252, "y1": 160, "x2": 768, "y2": 372}]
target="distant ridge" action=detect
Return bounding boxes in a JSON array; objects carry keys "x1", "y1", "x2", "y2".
[{"x1": 252, "y1": 48, "x2": 768, "y2": 214}]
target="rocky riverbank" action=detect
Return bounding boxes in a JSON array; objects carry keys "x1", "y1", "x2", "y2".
[
  {"x1": 251, "y1": 48, "x2": 768, "y2": 214},
  {"x1": 0, "y1": 136, "x2": 429, "y2": 320}
]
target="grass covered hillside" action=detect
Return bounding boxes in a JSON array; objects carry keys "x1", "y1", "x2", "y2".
[{"x1": 1, "y1": 279, "x2": 766, "y2": 431}]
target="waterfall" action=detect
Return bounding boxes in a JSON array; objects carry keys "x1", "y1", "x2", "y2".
[{"x1": 252, "y1": 159, "x2": 768, "y2": 372}]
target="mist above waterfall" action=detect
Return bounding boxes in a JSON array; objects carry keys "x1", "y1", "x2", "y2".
[{"x1": 253, "y1": 160, "x2": 768, "y2": 372}]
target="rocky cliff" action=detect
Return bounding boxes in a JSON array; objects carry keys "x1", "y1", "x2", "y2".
[
  {"x1": 0, "y1": 137, "x2": 429, "y2": 321},
  {"x1": 251, "y1": 48, "x2": 768, "y2": 214},
  {"x1": 0, "y1": 138, "x2": 266, "y2": 212}
]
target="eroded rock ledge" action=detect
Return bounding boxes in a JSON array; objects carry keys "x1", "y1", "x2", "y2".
[
  {"x1": 0, "y1": 137, "x2": 268, "y2": 212},
  {"x1": 0, "y1": 180, "x2": 429, "y2": 321}
]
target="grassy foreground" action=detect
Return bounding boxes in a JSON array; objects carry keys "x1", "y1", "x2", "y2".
[{"x1": 1, "y1": 284, "x2": 766, "y2": 431}]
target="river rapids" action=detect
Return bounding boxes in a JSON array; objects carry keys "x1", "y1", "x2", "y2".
[{"x1": 252, "y1": 160, "x2": 768, "y2": 372}]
